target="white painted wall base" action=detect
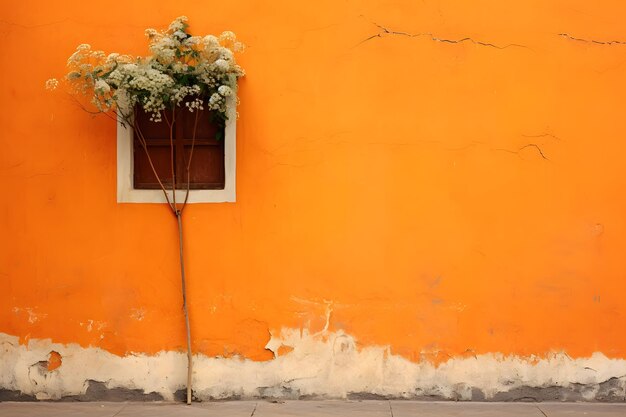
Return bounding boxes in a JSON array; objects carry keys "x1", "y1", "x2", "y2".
[{"x1": 1, "y1": 331, "x2": 625, "y2": 401}]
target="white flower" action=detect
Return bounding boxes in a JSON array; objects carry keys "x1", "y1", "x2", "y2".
[
  {"x1": 54, "y1": 17, "x2": 244, "y2": 123},
  {"x1": 45, "y1": 78, "x2": 59, "y2": 90},
  {"x1": 214, "y1": 59, "x2": 229, "y2": 71},
  {"x1": 114, "y1": 89, "x2": 131, "y2": 113},
  {"x1": 203, "y1": 35, "x2": 219, "y2": 47},
  {"x1": 233, "y1": 41, "x2": 245, "y2": 52},
  {"x1": 208, "y1": 92, "x2": 223, "y2": 109},
  {"x1": 185, "y1": 97, "x2": 204, "y2": 112},
  {"x1": 219, "y1": 31, "x2": 236, "y2": 43},
  {"x1": 94, "y1": 79, "x2": 110, "y2": 93},
  {"x1": 184, "y1": 36, "x2": 200, "y2": 46},
  {"x1": 171, "y1": 84, "x2": 201, "y2": 105},
  {"x1": 168, "y1": 16, "x2": 188, "y2": 32},
  {"x1": 218, "y1": 85, "x2": 232, "y2": 97},
  {"x1": 153, "y1": 48, "x2": 175, "y2": 63},
  {"x1": 218, "y1": 47, "x2": 234, "y2": 61}
]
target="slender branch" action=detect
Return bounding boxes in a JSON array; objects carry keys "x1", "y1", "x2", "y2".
[
  {"x1": 178, "y1": 106, "x2": 197, "y2": 404},
  {"x1": 163, "y1": 108, "x2": 172, "y2": 127},
  {"x1": 133, "y1": 121, "x2": 175, "y2": 211},
  {"x1": 181, "y1": 109, "x2": 200, "y2": 212},
  {"x1": 67, "y1": 94, "x2": 120, "y2": 124},
  {"x1": 169, "y1": 107, "x2": 177, "y2": 209}
]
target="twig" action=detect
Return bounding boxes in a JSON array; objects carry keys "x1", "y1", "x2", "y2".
[
  {"x1": 133, "y1": 121, "x2": 175, "y2": 211},
  {"x1": 167, "y1": 108, "x2": 177, "y2": 209},
  {"x1": 181, "y1": 109, "x2": 200, "y2": 211}
]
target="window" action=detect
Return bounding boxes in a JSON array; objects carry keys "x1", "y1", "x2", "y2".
[{"x1": 117, "y1": 98, "x2": 236, "y2": 203}]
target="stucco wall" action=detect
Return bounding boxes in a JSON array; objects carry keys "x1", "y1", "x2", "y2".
[{"x1": 2, "y1": 0, "x2": 626, "y2": 401}]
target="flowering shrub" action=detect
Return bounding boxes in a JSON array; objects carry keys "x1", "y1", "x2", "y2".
[{"x1": 48, "y1": 16, "x2": 244, "y2": 125}]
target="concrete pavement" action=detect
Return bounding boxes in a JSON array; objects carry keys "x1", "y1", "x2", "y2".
[{"x1": 1, "y1": 401, "x2": 625, "y2": 416}]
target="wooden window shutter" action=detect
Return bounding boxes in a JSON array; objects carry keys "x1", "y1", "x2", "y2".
[{"x1": 133, "y1": 106, "x2": 225, "y2": 190}]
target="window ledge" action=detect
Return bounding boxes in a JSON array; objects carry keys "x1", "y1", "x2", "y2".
[{"x1": 116, "y1": 98, "x2": 237, "y2": 204}]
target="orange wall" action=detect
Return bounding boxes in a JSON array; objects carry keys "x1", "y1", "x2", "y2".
[{"x1": 2, "y1": 0, "x2": 626, "y2": 363}]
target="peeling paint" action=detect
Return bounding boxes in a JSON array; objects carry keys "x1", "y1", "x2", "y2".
[
  {"x1": 79, "y1": 320, "x2": 106, "y2": 333},
  {"x1": 47, "y1": 351, "x2": 62, "y2": 371},
  {"x1": 130, "y1": 308, "x2": 145, "y2": 321},
  {"x1": 12, "y1": 307, "x2": 47, "y2": 324},
  {"x1": 2, "y1": 331, "x2": 625, "y2": 401}
]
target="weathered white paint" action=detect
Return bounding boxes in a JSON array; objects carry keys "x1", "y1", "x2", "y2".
[
  {"x1": 116, "y1": 98, "x2": 237, "y2": 204},
  {"x1": 78, "y1": 320, "x2": 106, "y2": 333},
  {"x1": 1, "y1": 330, "x2": 625, "y2": 401},
  {"x1": 12, "y1": 307, "x2": 47, "y2": 324},
  {"x1": 130, "y1": 308, "x2": 146, "y2": 321}
]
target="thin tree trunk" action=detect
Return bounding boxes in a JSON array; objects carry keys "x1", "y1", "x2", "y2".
[
  {"x1": 176, "y1": 210, "x2": 193, "y2": 405},
  {"x1": 129, "y1": 107, "x2": 197, "y2": 404}
]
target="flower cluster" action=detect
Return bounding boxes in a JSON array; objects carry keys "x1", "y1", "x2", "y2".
[{"x1": 47, "y1": 16, "x2": 244, "y2": 125}]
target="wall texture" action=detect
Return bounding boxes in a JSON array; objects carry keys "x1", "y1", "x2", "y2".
[{"x1": 2, "y1": 0, "x2": 626, "y2": 401}]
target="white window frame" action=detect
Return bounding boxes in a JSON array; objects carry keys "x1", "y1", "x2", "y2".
[{"x1": 116, "y1": 98, "x2": 236, "y2": 203}]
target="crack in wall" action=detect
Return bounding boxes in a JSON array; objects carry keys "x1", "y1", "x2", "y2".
[
  {"x1": 559, "y1": 33, "x2": 626, "y2": 45},
  {"x1": 443, "y1": 139, "x2": 553, "y2": 162},
  {"x1": 495, "y1": 144, "x2": 549, "y2": 160},
  {"x1": 358, "y1": 22, "x2": 526, "y2": 49},
  {"x1": 522, "y1": 133, "x2": 561, "y2": 141}
]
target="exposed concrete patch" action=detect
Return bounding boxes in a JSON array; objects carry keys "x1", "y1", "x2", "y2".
[
  {"x1": 347, "y1": 392, "x2": 392, "y2": 401},
  {"x1": 1, "y1": 332, "x2": 625, "y2": 402},
  {"x1": 488, "y1": 377, "x2": 626, "y2": 402},
  {"x1": 0, "y1": 389, "x2": 36, "y2": 401},
  {"x1": 2, "y1": 383, "x2": 163, "y2": 402},
  {"x1": 64, "y1": 380, "x2": 164, "y2": 402}
]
